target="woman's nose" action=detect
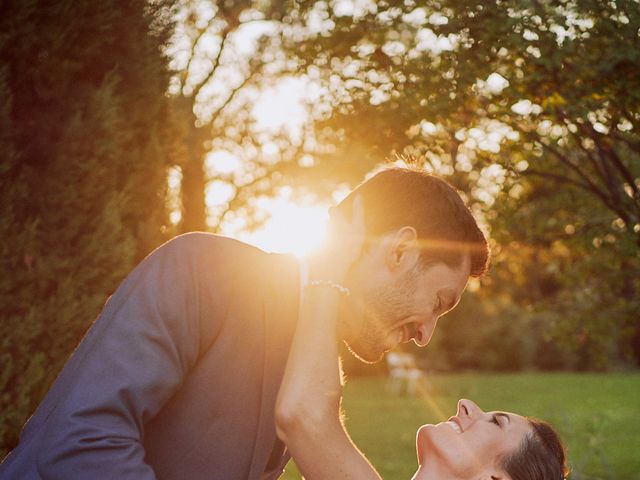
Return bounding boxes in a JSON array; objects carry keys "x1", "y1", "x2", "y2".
[{"x1": 457, "y1": 399, "x2": 482, "y2": 419}]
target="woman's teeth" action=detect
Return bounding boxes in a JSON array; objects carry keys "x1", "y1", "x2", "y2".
[{"x1": 446, "y1": 421, "x2": 462, "y2": 433}]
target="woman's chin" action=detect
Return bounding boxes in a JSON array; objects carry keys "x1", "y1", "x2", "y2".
[
  {"x1": 415, "y1": 424, "x2": 433, "y2": 464},
  {"x1": 410, "y1": 465, "x2": 427, "y2": 480}
]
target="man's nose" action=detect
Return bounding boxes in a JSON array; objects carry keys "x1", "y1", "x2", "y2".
[{"x1": 413, "y1": 318, "x2": 437, "y2": 347}]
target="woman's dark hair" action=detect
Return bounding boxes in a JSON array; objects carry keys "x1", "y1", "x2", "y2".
[
  {"x1": 335, "y1": 167, "x2": 489, "y2": 277},
  {"x1": 500, "y1": 418, "x2": 569, "y2": 480}
]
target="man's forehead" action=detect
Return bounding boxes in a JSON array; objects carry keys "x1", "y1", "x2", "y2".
[
  {"x1": 458, "y1": 251, "x2": 473, "y2": 277},
  {"x1": 423, "y1": 261, "x2": 470, "y2": 308},
  {"x1": 426, "y1": 257, "x2": 471, "y2": 284}
]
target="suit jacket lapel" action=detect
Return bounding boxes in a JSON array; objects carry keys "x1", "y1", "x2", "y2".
[{"x1": 247, "y1": 254, "x2": 300, "y2": 480}]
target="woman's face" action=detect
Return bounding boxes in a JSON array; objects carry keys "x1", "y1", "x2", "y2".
[{"x1": 412, "y1": 399, "x2": 532, "y2": 480}]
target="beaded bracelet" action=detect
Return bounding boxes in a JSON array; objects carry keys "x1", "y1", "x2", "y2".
[{"x1": 306, "y1": 280, "x2": 351, "y2": 297}]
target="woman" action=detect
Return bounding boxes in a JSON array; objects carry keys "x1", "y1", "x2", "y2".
[
  {"x1": 412, "y1": 398, "x2": 567, "y2": 479},
  {"x1": 275, "y1": 198, "x2": 569, "y2": 480}
]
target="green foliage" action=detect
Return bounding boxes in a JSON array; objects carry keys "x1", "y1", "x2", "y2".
[
  {"x1": 0, "y1": 0, "x2": 177, "y2": 457},
  {"x1": 286, "y1": 0, "x2": 640, "y2": 368}
]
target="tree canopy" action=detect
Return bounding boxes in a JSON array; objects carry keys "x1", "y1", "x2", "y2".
[
  {"x1": 0, "y1": 0, "x2": 177, "y2": 456},
  {"x1": 285, "y1": 0, "x2": 640, "y2": 367}
]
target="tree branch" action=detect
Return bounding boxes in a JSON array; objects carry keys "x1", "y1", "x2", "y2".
[
  {"x1": 610, "y1": 130, "x2": 640, "y2": 156},
  {"x1": 514, "y1": 124, "x2": 606, "y2": 199},
  {"x1": 587, "y1": 126, "x2": 640, "y2": 203},
  {"x1": 608, "y1": 144, "x2": 640, "y2": 201},
  {"x1": 209, "y1": 68, "x2": 256, "y2": 123},
  {"x1": 564, "y1": 122, "x2": 611, "y2": 188},
  {"x1": 180, "y1": 16, "x2": 218, "y2": 93},
  {"x1": 190, "y1": 26, "x2": 232, "y2": 100},
  {"x1": 520, "y1": 168, "x2": 592, "y2": 191}
]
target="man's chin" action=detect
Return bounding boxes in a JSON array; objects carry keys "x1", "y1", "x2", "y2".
[{"x1": 343, "y1": 341, "x2": 385, "y2": 364}]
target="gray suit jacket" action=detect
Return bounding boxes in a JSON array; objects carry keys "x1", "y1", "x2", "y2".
[{"x1": 0, "y1": 233, "x2": 300, "y2": 479}]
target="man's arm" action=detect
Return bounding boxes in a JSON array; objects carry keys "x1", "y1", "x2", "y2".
[
  {"x1": 275, "y1": 197, "x2": 382, "y2": 480},
  {"x1": 275, "y1": 287, "x2": 382, "y2": 480},
  {"x1": 35, "y1": 234, "x2": 227, "y2": 479}
]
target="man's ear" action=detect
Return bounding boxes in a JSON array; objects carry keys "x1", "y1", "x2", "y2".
[{"x1": 385, "y1": 226, "x2": 419, "y2": 271}]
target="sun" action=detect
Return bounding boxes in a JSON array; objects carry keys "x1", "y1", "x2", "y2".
[{"x1": 233, "y1": 194, "x2": 330, "y2": 258}]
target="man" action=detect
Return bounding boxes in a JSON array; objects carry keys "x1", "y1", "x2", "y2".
[{"x1": 0, "y1": 167, "x2": 488, "y2": 480}]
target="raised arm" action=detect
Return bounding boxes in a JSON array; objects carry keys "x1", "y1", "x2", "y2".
[{"x1": 275, "y1": 198, "x2": 383, "y2": 480}]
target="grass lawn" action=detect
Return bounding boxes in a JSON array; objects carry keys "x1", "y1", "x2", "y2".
[{"x1": 281, "y1": 372, "x2": 640, "y2": 480}]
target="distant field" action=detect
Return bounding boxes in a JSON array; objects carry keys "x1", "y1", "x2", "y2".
[{"x1": 281, "y1": 372, "x2": 640, "y2": 480}]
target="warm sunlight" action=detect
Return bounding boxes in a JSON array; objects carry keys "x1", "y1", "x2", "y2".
[
  {"x1": 201, "y1": 76, "x2": 323, "y2": 256},
  {"x1": 232, "y1": 193, "x2": 330, "y2": 257},
  {"x1": 251, "y1": 77, "x2": 311, "y2": 138}
]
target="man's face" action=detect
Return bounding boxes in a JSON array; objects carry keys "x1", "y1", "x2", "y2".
[{"x1": 339, "y1": 235, "x2": 471, "y2": 363}]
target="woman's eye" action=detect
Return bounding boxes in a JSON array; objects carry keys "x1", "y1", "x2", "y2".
[{"x1": 491, "y1": 414, "x2": 501, "y2": 426}]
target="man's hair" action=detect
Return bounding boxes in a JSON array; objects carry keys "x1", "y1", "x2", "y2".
[
  {"x1": 335, "y1": 168, "x2": 489, "y2": 277},
  {"x1": 500, "y1": 419, "x2": 569, "y2": 480}
]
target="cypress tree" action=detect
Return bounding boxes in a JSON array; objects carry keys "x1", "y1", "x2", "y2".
[{"x1": 0, "y1": 0, "x2": 177, "y2": 456}]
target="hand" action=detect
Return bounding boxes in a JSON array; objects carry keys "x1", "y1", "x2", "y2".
[{"x1": 309, "y1": 195, "x2": 366, "y2": 283}]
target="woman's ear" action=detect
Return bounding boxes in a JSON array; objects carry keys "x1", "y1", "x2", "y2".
[
  {"x1": 475, "y1": 461, "x2": 510, "y2": 480},
  {"x1": 488, "y1": 472, "x2": 510, "y2": 480},
  {"x1": 384, "y1": 226, "x2": 419, "y2": 271}
]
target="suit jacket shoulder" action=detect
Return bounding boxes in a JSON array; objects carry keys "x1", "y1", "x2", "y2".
[{"x1": 0, "y1": 233, "x2": 300, "y2": 480}]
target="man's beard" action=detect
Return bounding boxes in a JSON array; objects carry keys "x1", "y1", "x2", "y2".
[
  {"x1": 344, "y1": 266, "x2": 421, "y2": 363},
  {"x1": 343, "y1": 313, "x2": 387, "y2": 363}
]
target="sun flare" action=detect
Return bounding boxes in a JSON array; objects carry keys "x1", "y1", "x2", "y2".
[
  {"x1": 252, "y1": 77, "x2": 309, "y2": 136},
  {"x1": 234, "y1": 196, "x2": 330, "y2": 257}
]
